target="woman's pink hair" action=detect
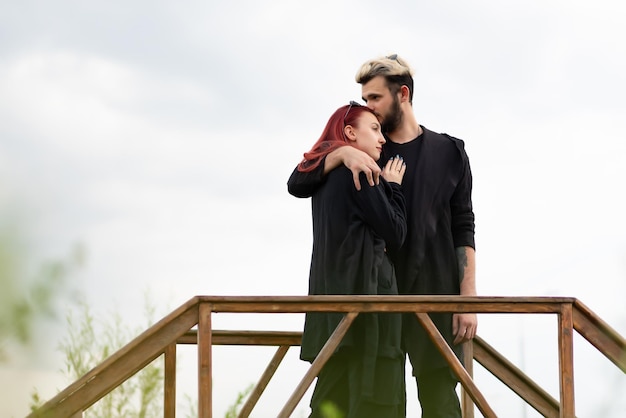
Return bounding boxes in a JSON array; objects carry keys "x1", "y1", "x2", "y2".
[{"x1": 298, "y1": 103, "x2": 376, "y2": 172}]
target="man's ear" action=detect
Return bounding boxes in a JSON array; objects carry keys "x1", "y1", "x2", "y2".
[
  {"x1": 344, "y1": 125, "x2": 357, "y2": 142},
  {"x1": 398, "y1": 85, "x2": 409, "y2": 103}
]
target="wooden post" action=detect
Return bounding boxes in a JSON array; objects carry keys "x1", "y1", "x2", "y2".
[
  {"x1": 461, "y1": 340, "x2": 475, "y2": 418},
  {"x1": 198, "y1": 303, "x2": 213, "y2": 418},
  {"x1": 558, "y1": 303, "x2": 575, "y2": 417},
  {"x1": 164, "y1": 343, "x2": 177, "y2": 418}
]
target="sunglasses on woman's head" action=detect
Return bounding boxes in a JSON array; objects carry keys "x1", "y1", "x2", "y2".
[{"x1": 343, "y1": 100, "x2": 362, "y2": 124}]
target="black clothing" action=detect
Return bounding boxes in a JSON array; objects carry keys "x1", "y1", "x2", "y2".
[
  {"x1": 297, "y1": 166, "x2": 407, "y2": 361},
  {"x1": 292, "y1": 165, "x2": 407, "y2": 415},
  {"x1": 415, "y1": 368, "x2": 462, "y2": 418},
  {"x1": 382, "y1": 127, "x2": 475, "y2": 376},
  {"x1": 309, "y1": 351, "x2": 404, "y2": 418},
  {"x1": 287, "y1": 126, "x2": 475, "y2": 377}
]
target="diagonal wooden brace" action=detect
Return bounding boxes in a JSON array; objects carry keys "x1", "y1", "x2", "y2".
[
  {"x1": 278, "y1": 312, "x2": 359, "y2": 418},
  {"x1": 415, "y1": 312, "x2": 497, "y2": 418}
]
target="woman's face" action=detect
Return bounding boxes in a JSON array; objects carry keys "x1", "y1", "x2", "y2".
[{"x1": 350, "y1": 111, "x2": 386, "y2": 161}]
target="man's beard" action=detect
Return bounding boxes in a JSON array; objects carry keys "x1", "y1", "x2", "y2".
[{"x1": 381, "y1": 95, "x2": 402, "y2": 134}]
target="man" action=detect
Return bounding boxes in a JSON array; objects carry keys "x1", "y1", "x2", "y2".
[{"x1": 288, "y1": 54, "x2": 476, "y2": 417}]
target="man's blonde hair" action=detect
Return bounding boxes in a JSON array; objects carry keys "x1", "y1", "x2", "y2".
[{"x1": 355, "y1": 54, "x2": 415, "y2": 103}]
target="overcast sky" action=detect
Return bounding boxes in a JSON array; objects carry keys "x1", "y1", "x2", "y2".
[{"x1": 1, "y1": 1, "x2": 625, "y2": 417}]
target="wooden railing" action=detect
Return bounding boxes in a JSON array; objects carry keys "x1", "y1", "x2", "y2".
[{"x1": 28, "y1": 296, "x2": 626, "y2": 418}]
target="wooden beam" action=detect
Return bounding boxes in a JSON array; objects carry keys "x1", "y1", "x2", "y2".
[
  {"x1": 178, "y1": 330, "x2": 301, "y2": 346},
  {"x1": 278, "y1": 312, "x2": 359, "y2": 418},
  {"x1": 238, "y1": 345, "x2": 290, "y2": 418},
  {"x1": 200, "y1": 295, "x2": 571, "y2": 314},
  {"x1": 473, "y1": 336, "x2": 560, "y2": 418},
  {"x1": 573, "y1": 299, "x2": 626, "y2": 373}
]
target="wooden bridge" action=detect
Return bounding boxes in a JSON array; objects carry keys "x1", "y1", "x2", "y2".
[{"x1": 28, "y1": 296, "x2": 626, "y2": 418}]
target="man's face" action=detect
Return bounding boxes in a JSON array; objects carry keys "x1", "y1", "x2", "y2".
[{"x1": 361, "y1": 76, "x2": 402, "y2": 134}]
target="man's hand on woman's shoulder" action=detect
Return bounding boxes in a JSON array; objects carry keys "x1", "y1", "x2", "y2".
[{"x1": 327, "y1": 146, "x2": 381, "y2": 190}]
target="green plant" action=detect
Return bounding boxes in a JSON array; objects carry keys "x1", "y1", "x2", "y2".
[
  {"x1": 0, "y1": 225, "x2": 82, "y2": 362},
  {"x1": 29, "y1": 296, "x2": 273, "y2": 418},
  {"x1": 30, "y1": 298, "x2": 163, "y2": 418}
]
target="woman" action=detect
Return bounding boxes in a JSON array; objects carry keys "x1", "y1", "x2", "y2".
[{"x1": 290, "y1": 102, "x2": 407, "y2": 418}]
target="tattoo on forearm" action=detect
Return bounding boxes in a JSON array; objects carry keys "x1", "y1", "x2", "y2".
[{"x1": 456, "y1": 247, "x2": 467, "y2": 284}]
